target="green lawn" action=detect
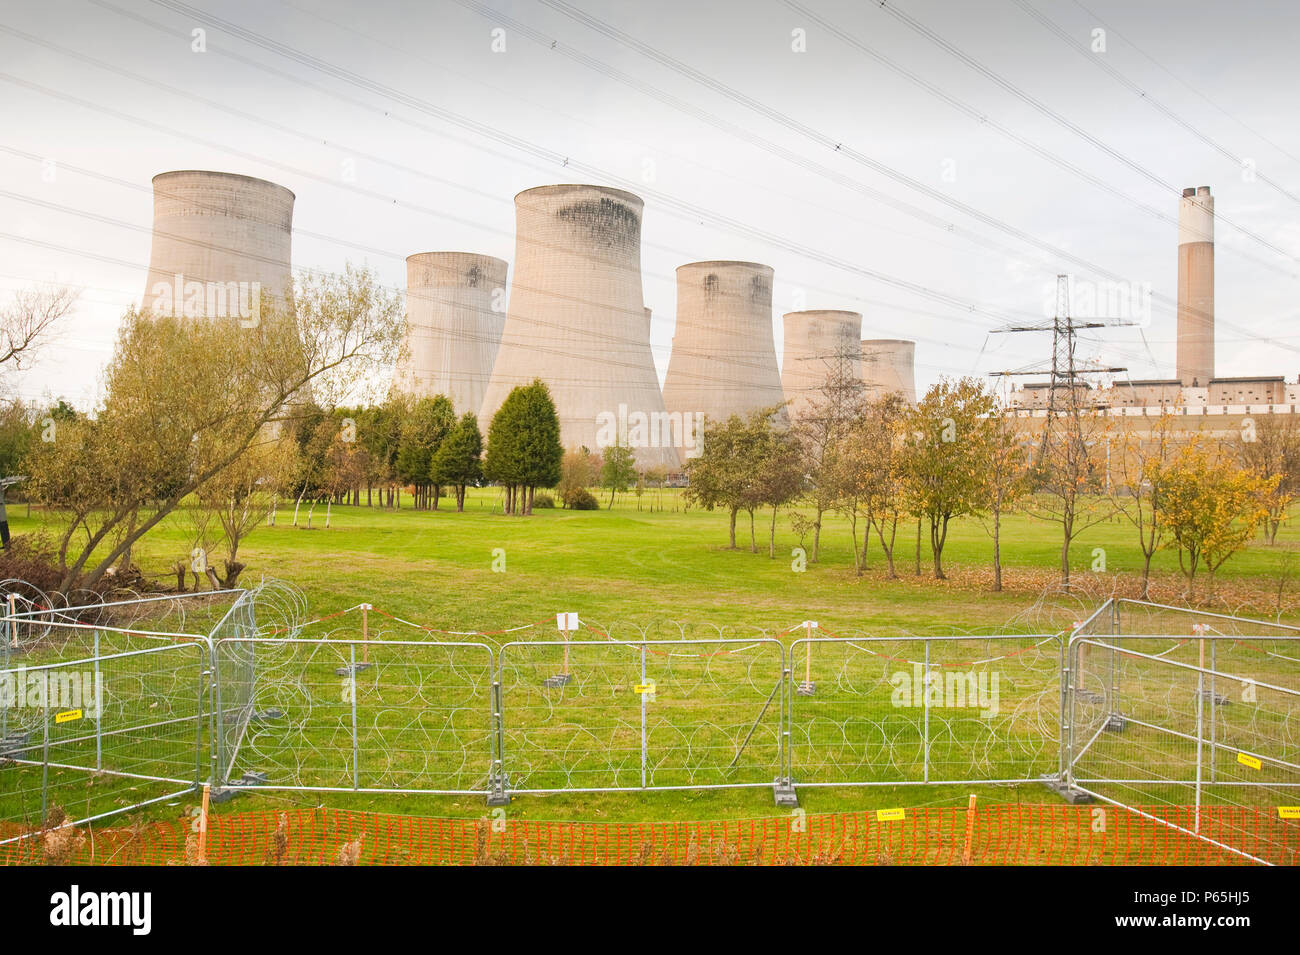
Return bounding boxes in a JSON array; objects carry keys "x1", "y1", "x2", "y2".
[{"x1": 4, "y1": 490, "x2": 1299, "y2": 837}]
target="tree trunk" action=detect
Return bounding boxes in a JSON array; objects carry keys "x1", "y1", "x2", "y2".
[
  {"x1": 728, "y1": 507, "x2": 738, "y2": 549},
  {"x1": 914, "y1": 516, "x2": 922, "y2": 576},
  {"x1": 1140, "y1": 550, "x2": 1153, "y2": 600},
  {"x1": 812, "y1": 510, "x2": 822, "y2": 563},
  {"x1": 749, "y1": 510, "x2": 757, "y2": 553},
  {"x1": 769, "y1": 506, "x2": 778, "y2": 558},
  {"x1": 992, "y1": 505, "x2": 1002, "y2": 593}
]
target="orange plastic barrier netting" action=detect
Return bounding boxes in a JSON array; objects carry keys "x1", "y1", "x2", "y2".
[{"x1": 2, "y1": 804, "x2": 1296, "y2": 866}]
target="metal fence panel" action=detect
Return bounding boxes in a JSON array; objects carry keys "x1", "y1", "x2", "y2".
[
  {"x1": 788, "y1": 635, "x2": 1062, "y2": 786},
  {"x1": 1068, "y1": 636, "x2": 1300, "y2": 865},
  {"x1": 214, "y1": 638, "x2": 495, "y2": 795},
  {"x1": 1, "y1": 639, "x2": 206, "y2": 842},
  {"x1": 497, "y1": 638, "x2": 785, "y2": 792}
]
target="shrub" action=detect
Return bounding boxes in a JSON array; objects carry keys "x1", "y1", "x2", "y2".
[
  {"x1": 532, "y1": 493, "x2": 555, "y2": 509},
  {"x1": 564, "y1": 488, "x2": 599, "y2": 510}
]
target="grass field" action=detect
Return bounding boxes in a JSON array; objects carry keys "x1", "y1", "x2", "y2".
[{"x1": 4, "y1": 488, "x2": 1300, "y2": 841}]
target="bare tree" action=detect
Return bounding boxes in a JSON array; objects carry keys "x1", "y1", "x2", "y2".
[{"x1": 0, "y1": 285, "x2": 77, "y2": 371}]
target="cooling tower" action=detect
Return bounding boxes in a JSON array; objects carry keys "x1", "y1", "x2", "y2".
[
  {"x1": 861, "y1": 338, "x2": 917, "y2": 404},
  {"x1": 142, "y1": 170, "x2": 294, "y2": 320},
  {"x1": 394, "y1": 252, "x2": 508, "y2": 416},
  {"x1": 1176, "y1": 185, "x2": 1214, "y2": 387},
  {"x1": 479, "y1": 184, "x2": 679, "y2": 469},
  {"x1": 781, "y1": 310, "x2": 863, "y2": 420},
  {"x1": 661, "y1": 261, "x2": 785, "y2": 428}
]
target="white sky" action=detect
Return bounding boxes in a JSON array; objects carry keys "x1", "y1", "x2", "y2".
[{"x1": 2, "y1": 0, "x2": 1298, "y2": 411}]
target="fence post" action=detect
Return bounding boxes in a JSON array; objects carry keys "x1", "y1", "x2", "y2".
[
  {"x1": 640, "y1": 641, "x2": 647, "y2": 790},
  {"x1": 93, "y1": 629, "x2": 102, "y2": 772},
  {"x1": 40, "y1": 694, "x2": 49, "y2": 823},
  {"x1": 487, "y1": 649, "x2": 509, "y2": 807},
  {"x1": 1194, "y1": 635, "x2": 1205, "y2": 835},
  {"x1": 1209, "y1": 638, "x2": 1217, "y2": 783},
  {"x1": 962, "y1": 793, "x2": 978, "y2": 864},
  {"x1": 922, "y1": 639, "x2": 931, "y2": 784},
  {"x1": 197, "y1": 782, "x2": 210, "y2": 865},
  {"x1": 350, "y1": 643, "x2": 359, "y2": 791}
]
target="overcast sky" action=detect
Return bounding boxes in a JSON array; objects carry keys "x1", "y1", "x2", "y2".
[{"x1": 2, "y1": 0, "x2": 1298, "y2": 410}]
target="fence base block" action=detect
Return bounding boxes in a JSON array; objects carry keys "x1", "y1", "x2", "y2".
[
  {"x1": 487, "y1": 776, "x2": 511, "y2": 807},
  {"x1": 1041, "y1": 776, "x2": 1093, "y2": 804},
  {"x1": 773, "y1": 778, "x2": 799, "y2": 808}
]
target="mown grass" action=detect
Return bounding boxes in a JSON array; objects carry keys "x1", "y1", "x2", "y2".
[{"x1": 3, "y1": 489, "x2": 1299, "y2": 838}]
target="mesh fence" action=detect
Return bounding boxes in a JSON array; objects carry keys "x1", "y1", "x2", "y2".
[
  {"x1": 787, "y1": 635, "x2": 1061, "y2": 786},
  {"x1": 2, "y1": 803, "x2": 1292, "y2": 866},
  {"x1": 1, "y1": 639, "x2": 205, "y2": 842},
  {"x1": 497, "y1": 639, "x2": 785, "y2": 792},
  {"x1": 215, "y1": 638, "x2": 495, "y2": 794},
  {"x1": 1067, "y1": 623, "x2": 1300, "y2": 865}
]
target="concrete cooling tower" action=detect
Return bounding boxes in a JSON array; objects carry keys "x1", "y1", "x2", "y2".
[
  {"x1": 394, "y1": 252, "x2": 508, "y2": 416},
  {"x1": 861, "y1": 338, "x2": 917, "y2": 404},
  {"x1": 1176, "y1": 185, "x2": 1214, "y2": 387},
  {"x1": 142, "y1": 170, "x2": 294, "y2": 322},
  {"x1": 781, "y1": 310, "x2": 863, "y2": 420},
  {"x1": 661, "y1": 261, "x2": 785, "y2": 427},
  {"x1": 479, "y1": 184, "x2": 678, "y2": 469}
]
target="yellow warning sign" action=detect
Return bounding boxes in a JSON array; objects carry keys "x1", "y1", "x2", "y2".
[
  {"x1": 1237, "y1": 752, "x2": 1263, "y2": 771},
  {"x1": 1277, "y1": 807, "x2": 1300, "y2": 819},
  {"x1": 54, "y1": 709, "x2": 82, "y2": 724},
  {"x1": 876, "y1": 808, "x2": 906, "y2": 822}
]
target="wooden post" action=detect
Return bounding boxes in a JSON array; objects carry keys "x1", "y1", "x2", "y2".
[
  {"x1": 197, "y1": 783, "x2": 210, "y2": 864},
  {"x1": 804, "y1": 621, "x2": 813, "y2": 686},
  {"x1": 360, "y1": 603, "x2": 371, "y2": 665},
  {"x1": 563, "y1": 622, "x2": 571, "y2": 677},
  {"x1": 961, "y1": 793, "x2": 978, "y2": 865}
]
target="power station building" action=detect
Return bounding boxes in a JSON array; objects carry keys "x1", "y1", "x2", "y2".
[
  {"x1": 780, "y1": 310, "x2": 863, "y2": 420},
  {"x1": 142, "y1": 170, "x2": 294, "y2": 321},
  {"x1": 478, "y1": 184, "x2": 679, "y2": 469},
  {"x1": 661, "y1": 261, "x2": 785, "y2": 426},
  {"x1": 861, "y1": 338, "x2": 917, "y2": 404},
  {"x1": 394, "y1": 252, "x2": 508, "y2": 417}
]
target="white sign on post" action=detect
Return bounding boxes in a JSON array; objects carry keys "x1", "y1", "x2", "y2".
[{"x1": 556, "y1": 612, "x2": 579, "y2": 632}]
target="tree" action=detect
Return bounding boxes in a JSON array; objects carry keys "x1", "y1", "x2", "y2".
[
  {"x1": 600, "y1": 441, "x2": 636, "y2": 508},
  {"x1": 193, "y1": 435, "x2": 295, "y2": 588},
  {"x1": 792, "y1": 362, "x2": 862, "y2": 563},
  {"x1": 483, "y1": 380, "x2": 563, "y2": 516},
  {"x1": 686, "y1": 407, "x2": 779, "y2": 549},
  {"x1": 1112, "y1": 408, "x2": 1181, "y2": 599},
  {"x1": 899, "y1": 378, "x2": 997, "y2": 580},
  {"x1": 558, "y1": 446, "x2": 601, "y2": 508},
  {"x1": 395, "y1": 395, "x2": 455, "y2": 510},
  {"x1": 25, "y1": 264, "x2": 404, "y2": 594},
  {"x1": 1025, "y1": 399, "x2": 1115, "y2": 592},
  {"x1": 0, "y1": 399, "x2": 36, "y2": 478},
  {"x1": 861, "y1": 393, "x2": 909, "y2": 578},
  {"x1": 1155, "y1": 442, "x2": 1276, "y2": 597},
  {"x1": 978, "y1": 402, "x2": 1030, "y2": 592},
  {"x1": 0, "y1": 286, "x2": 77, "y2": 374},
  {"x1": 754, "y1": 426, "x2": 803, "y2": 559},
  {"x1": 429, "y1": 413, "x2": 483, "y2": 511},
  {"x1": 1238, "y1": 413, "x2": 1300, "y2": 545}
]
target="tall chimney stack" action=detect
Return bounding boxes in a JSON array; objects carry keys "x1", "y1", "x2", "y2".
[{"x1": 1176, "y1": 185, "x2": 1214, "y2": 386}]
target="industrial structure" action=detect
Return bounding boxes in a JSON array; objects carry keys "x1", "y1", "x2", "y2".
[
  {"x1": 860, "y1": 338, "x2": 917, "y2": 404},
  {"x1": 780, "y1": 310, "x2": 863, "y2": 420},
  {"x1": 393, "y1": 252, "x2": 508, "y2": 416},
  {"x1": 1176, "y1": 186, "x2": 1215, "y2": 387},
  {"x1": 1010, "y1": 185, "x2": 1297, "y2": 427},
  {"x1": 478, "y1": 184, "x2": 679, "y2": 469},
  {"x1": 142, "y1": 170, "x2": 294, "y2": 320},
  {"x1": 661, "y1": 261, "x2": 785, "y2": 426}
]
